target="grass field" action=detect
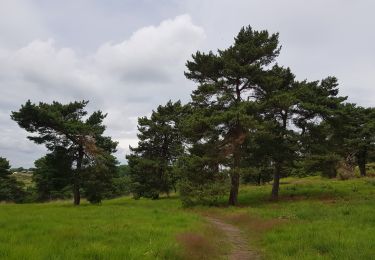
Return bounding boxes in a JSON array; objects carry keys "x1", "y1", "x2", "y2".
[
  {"x1": 201, "y1": 176, "x2": 375, "y2": 259},
  {"x1": 0, "y1": 198, "x2": 214, "y2": 259},
  {"x1": 0, "y1": 176, "x2": 374, "y2": 259}
]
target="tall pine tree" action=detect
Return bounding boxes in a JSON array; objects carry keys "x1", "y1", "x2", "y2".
[
  {"x1": 184, "y1": 26, "x2": 280, "y2": 205},
  {"x1": 127, "y1": 101, "x2": 184, "y2": 199}
]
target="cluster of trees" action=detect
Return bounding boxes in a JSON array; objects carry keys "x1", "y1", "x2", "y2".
[
  {"x1": 1, "y1": 26, "x2": 374, "y2": 206},
  {"x1": 127, "y1": 26, "x2": 375, "y2": 206},
  {"x1": 6, "y1": 100, "x2": 129, "y2": 204}
]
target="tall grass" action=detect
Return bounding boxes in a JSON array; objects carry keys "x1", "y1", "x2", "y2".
[
  {"x1": 1, "y1": 176, "x2": 374, "y2": 259},
  {"x1": 0, "y1": 197, "x2": 202, "y2": 259},
  {"x1": 203, "y1": 176, "x2": 375, "y2": 259}
]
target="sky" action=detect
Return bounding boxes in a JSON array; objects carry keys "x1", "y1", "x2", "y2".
[{"x1": 0, "y1": 0, "x2": 374, "y2": 167}]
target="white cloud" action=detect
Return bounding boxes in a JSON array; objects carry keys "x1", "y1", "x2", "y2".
[
  {"x1": 95, "y1": 15, "x2": 204, "y2": 83},
  {"x1": 0, "y1": 14, "x2": 205, "y2": 167}
]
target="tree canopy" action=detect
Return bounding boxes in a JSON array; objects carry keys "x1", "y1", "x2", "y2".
[
  {"x1": 11, "y1": 100, "x2": 118, "y2": 205},
  {"x1": 126, "y1": 100, "x2": 184, "y2": 199}
]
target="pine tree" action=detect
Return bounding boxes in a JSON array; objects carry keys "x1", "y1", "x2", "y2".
[
  {"x1": 184, "y1": 26, "x2": 280, "y2": 205},
  {"x1": 254, "y1": 68, "x2": 346, "y2": 199},
  {"x1": 11, "y1": 100, "x2": 117, "y2": 205},
  {"x1": 331, "y1": 104, "x2": 375, "y2": 176},
  {"x1": 127, "y1": 101, "x2": 184, "y2": 199}
]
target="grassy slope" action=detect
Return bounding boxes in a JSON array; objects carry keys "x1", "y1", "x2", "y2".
[{"x1": 201, "y1": 176, "x2": 375, "y2": 259}]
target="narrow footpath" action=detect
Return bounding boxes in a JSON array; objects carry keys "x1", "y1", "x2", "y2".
[{"x1": 205, "y1": 217, "x2": 260, "y2": 260}]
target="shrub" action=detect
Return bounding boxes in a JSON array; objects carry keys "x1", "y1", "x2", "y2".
[
  {"x1": 179, "y1": 178, "x2": 228, "y2": 207},
  {"x1": 176, "y1": 155, "x2": 228, "y2": 207},
  {"x1": 0, "y1": 176, "x2": 26, "y2": 203},
  {"x1": 302, "y1": 154, "x2": 341, "y2": 178},
  {"x1": 104, "y1": 176, "x2": 131, "y2": 199}
]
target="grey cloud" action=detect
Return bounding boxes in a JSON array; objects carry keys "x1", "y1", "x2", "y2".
[
  {"x1": 0, "y1": 13, "x2": 205, "y2": 167},
  {"x1": 0, "y1": 0, "x2": 374, "y2": 167},
  {"x1": 0, "y1": 0, "x2": 47, "y2": 49}
]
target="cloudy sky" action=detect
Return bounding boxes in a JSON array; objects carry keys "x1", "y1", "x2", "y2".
[{"x1": 0, "y1": 0, "x2": 374, "y2": 167}]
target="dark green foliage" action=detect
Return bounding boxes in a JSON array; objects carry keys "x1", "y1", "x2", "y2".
[
  {"x1": 127, "y1": 101, "x2": 184, "y2": 199},
  {"x1": 241, "y1": 167, "x2": 273, "y2": 185},
  {"x1": 177, "y1": 155, "x2": 228, "y2": 207},
  {"x1": 104, "y1": 165, "x2": 132, "y2": 198},
  {"x1": 0, "y1": 157, "x2": 11, "y2": 178},
  {"x1": 117, "y1": 164, "x2": 130, "y2": 177},
  {"x1": 301, "y1": 154, "x2": 341, "y2": 178},
  {"x1": 331, "y1": 104, "x2": 375, "y2": 176},
  {"x1": 253, "y1": 67, "x2": 346, "y2": 198},
  {"x1": 0, "y1": 157, "x2": 26, "y2": 202},
  {"x1": 107, "y1": 175, "x2": 131, "y2": 198},
  {"x1": 11, "y1": 100, "x2": 118, "y2": 204},
  {"x1": 82, "y1": 154, "x2": 118, "y2": 204},
  {"x1": 33, "y1": 147, "x2": 73, "y2": 201},
  {"x1": 127, "y1": 157, "x2": 164, "y2": 199}
]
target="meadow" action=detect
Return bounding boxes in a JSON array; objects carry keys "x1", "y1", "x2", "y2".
[
  {"x1": 0, "y1": 176, "x2": 374, "y2": 259},
  {"x1": 0, "y1": 198, "x2": 211, "y2": 259},
  {"x1": 202, "y1": 176, "x2": 375, "y2": 259}
]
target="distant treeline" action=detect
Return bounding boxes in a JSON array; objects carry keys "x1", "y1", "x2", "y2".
[{"x1": 1, "y1": 26, "x2": 374, "y2": 206}]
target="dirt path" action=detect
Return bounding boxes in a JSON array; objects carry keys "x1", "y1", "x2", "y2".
[{"x1": 205, "y1": 216, "x2": 260, "y2": 260}]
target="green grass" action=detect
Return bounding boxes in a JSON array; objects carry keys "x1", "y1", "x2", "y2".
[
  {"x1": 0, "y1": 197, "x2": 205, "y2": 259},
  {"x1": 1, "y1": 176, "x2": 374, "y2": 259},
  {"x1": 202, "y1": 176, "x2": 375, "y2": 259}
]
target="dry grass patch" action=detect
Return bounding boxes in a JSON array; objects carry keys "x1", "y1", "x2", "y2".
[
  {"x1": 224, "y1": 213, "x2": 284, "y2": 235},
  {"x1": 176, "y1": 222, "x2": 229, "y2": 260}
]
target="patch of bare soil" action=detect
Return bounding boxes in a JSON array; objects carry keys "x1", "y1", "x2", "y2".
[
  {"x1": 176, "y1": 232, "x2": 215, "y2": 259},
  {"x1": 205, "y1": 216, "x2": 260, "y2": 260}
]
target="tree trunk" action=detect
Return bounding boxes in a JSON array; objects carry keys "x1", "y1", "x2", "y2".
[
  {"x1": 357, "y1": 149, "x2": 367, "y2": 177},
  {"x1": 73, "y1": 146, "x2": 83, "y2": 205},
  {"x1": 228, "y1": 171, "x2": 239, "y2": 206},
  {"x1": 73, "y1": 175, "x2": 80, "y2": 205},
  {"x1": 358, "y1": 162, "x2": 366, "y2": 177},
  {"x1": 271, "y1": 162, "x2": 281, "y2": 200},
  {"x1": 228, "y1": 150, "x2": 240, "y2": 206},
  {"x1": 257, "y1": 171, "x2": 262, "y2": 185}
]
